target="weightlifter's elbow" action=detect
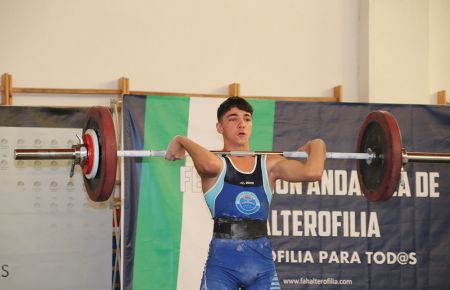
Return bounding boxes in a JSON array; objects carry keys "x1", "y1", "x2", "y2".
[
  {"x1": 303, "y1": 166, "x2": 324, "y2": 182},
  {"x1": 307, "y1": 169, "x2": 324, "y2": 181},
  {"x1": 196, "y1": 159, "x2": 222, "y2": 177},
  {"x1": 286, "y1": 167, "x2": 323, "y2": 182}
]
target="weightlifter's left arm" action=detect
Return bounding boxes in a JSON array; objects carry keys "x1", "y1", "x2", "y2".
[{"x1": 267, "y1": 139, "x2": 326, "y2": 184}]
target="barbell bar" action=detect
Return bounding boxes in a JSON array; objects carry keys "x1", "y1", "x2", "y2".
[
  {"x1": 15, "y1": 149, "x2": 450, "y2": 162},
  {"x1": 13, "y1": 106, "x2": 450, "y2": 203},
  {"x1": 15, "y1": 149, "x2": 375, "y2": 160}
]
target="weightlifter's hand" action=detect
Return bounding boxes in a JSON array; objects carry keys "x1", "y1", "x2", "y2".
[
  {"x1": 165, "y1": 136, "x2": 186, "y2": 161},
  {"x1": 299, "y1": 139, "x2": 326, "y2": 157}
]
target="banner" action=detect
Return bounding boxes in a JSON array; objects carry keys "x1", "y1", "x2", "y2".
[
  {"x1": 123, "y1": 95, "x2": 450, "y2": 290},
  {"x1": 0, "y1": 107, "x2": 112, "y2": 290}
]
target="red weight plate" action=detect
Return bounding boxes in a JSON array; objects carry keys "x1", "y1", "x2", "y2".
[
  {"x1": 82, "y1": 106, "x2": 117, "y2": 202},
  {"x1": 356, "y1": 111, "x2": 402, "y2": 201},
  {"x1": 82, "y1": 133, "x2": 94, "y2": 175}
]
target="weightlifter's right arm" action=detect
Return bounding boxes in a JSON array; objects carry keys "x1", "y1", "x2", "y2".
[{"x1": 165, "y1": 135, "x2": 223, "y2": 178}]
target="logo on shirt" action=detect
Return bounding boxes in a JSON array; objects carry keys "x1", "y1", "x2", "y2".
[
  {"x1": 239, "y1": 181, "x2": 255, "y2": 185},
  {"x1": 235, "y1": 191, "x2": 260, "y2": 215}
]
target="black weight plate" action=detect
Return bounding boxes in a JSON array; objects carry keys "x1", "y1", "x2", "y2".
[{"x1": 356, "y1": 111, "x2": 402, "y2": 201}]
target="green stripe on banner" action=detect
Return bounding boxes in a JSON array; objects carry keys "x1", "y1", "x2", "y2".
[
  {"x1": 248, "y1": 99, "x2": 275, "y2": 151},
  {"x1": 133, "y1": 96, "x2": 190, "y2": 290}
]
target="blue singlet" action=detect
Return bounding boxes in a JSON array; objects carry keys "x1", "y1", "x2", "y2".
[{"x1": 201, "y1": 155, "x2": 280, "y2": 290}]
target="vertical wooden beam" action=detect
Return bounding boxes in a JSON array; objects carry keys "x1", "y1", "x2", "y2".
[
  {"x1": 119, "y1": 76, "x2": 130, "y2": 95},
  {"x1": 2, "y1": 73, "x2": 13, "y2": 105},
  {"x1": 116, "y1": 76, "x2": 128, "y2": 122},
  {"x1": 228, "y1": 83, "x2": 240, "y2": 97},
  {"x1": 113, "y1": 77, "x2": 127, "y2": 288},
  {"x1": 437, "y1": 90, "x2": 446, "y2": 105},
  {"x1": 6, "y1": 73, "x2": 12, "y2": 105},
  {"x1": 1, "y1": 73, "x2": 7, "y2": 105},
  {"x1": 333, "y1": 85, "x2": 343, "y2": 102}
]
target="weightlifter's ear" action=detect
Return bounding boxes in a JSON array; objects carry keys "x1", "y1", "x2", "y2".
[{"x1": 216, "y1": 122, "x2": 223, "y2": 134}]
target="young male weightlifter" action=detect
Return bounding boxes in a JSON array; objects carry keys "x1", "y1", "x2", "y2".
[{"x1": 165, "y1": 97, "x2": 326, "y2": 290}]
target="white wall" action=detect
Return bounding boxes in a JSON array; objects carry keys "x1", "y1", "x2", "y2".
[
  {"x1": 373, "y1": 0, "x2": 429, "y2": 104},
  {"x1": 0, "y1": 0, "x2": 360, "y2": 106},
  {"x1": 429, "y1": 0, "x2": 450, "y2": 100},
  {"x1": 0, "y1": 0, "x2": 448, "y2": 105},
  {"x1": 359, "y1": 0, "x2": 450, "y2": 104}
]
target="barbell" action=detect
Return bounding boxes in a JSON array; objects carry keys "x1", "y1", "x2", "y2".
[{"x1": 14, "y1": 106, "x2": 450, "y2": 203}]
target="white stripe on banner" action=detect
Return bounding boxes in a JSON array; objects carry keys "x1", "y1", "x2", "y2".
[{"x1": 177, "y1": 97, "x2": 226, "y2": 290}]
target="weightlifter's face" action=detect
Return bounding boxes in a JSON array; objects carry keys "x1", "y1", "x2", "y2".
[{"x1": 216, "y1": 107, "x2": 252, "y2": 146}]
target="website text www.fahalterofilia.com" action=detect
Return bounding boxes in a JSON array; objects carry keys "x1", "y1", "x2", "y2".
[{"x1": 282, "y1": 277, "x2": 353, "y2": 286}]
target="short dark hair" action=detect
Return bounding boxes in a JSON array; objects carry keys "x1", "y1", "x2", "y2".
[{"x1": 217, "y1": 96, "x2": 253, "y2": 121}]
